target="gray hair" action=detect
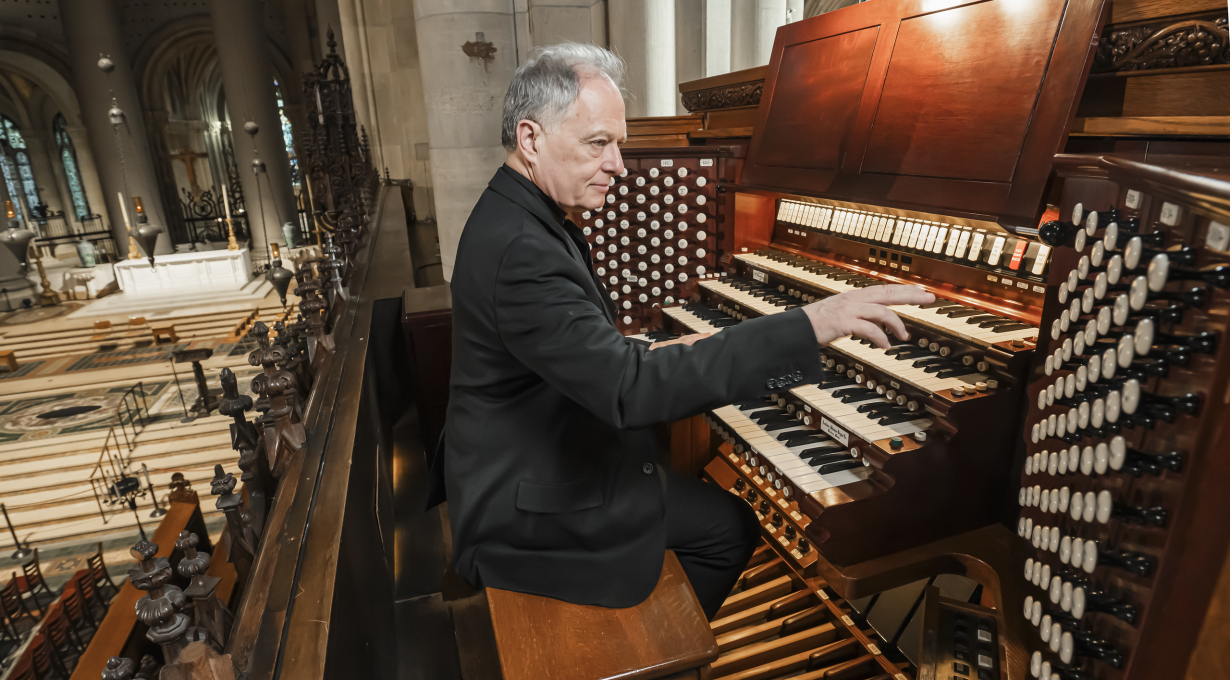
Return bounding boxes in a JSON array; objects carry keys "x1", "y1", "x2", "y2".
[{"x1": 501, "y1": 42, "x2": 627, "y2": 152}]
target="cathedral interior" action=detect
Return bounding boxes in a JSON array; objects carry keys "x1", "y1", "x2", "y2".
[{"x1": 0, "y1": 0, "x2": 1226, "y2": 679}]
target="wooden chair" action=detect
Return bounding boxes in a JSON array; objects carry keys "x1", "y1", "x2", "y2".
[
  {"x1": 5, "y1": 654, "x2": 35, "y2": 680},
  {"x1": 18, "y1": 549, "x2": 58, "y2": 617},
  {"x1": 70, "y1": 571, "x2": 108, "y2": 621},
  {"x1": 90, "y1": 320, "x2": 113, "y2": 342},
  {"x1": 42, "y1": 606, "x2": 84, "y2": 660},
  {"x1": 0, "y1": 350, "x2": 17, "y2": 373},
  {"x1": 60, "y1": 583, "x2": 97, "y2": 638},
  {"x1": 484, "y1": 551, "x2": 719, "y2": 680},
  {"x1": 0, "y1": 575, "x2": 39, "y2": 633},
  {"x1": 85, "y1": 543, "x2": 121, "y2": 604},
  {"x1": 128, "y1": 316, "x2": 146, "y2": 327},
  {"x1": 27, "y1": 633, "x2": 69, "y2": 679}
]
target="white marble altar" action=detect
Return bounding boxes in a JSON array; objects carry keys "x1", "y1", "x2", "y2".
[{"x1": 114, "y1": 248, "x2": 252, "y2": 296}]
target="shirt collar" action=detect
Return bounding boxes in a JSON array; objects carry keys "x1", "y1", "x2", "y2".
[{"x1": 500, "y1": 165, "x2": 568, "y2": 226}]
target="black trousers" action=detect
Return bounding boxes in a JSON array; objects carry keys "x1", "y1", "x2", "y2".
[{"x1": 664, "y1": 468, "x2": 762, "y2": 620}]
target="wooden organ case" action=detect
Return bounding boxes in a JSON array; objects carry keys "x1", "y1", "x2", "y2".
[{"x1": 607, "y1": 1, "x2": 1230, "y2": 680}]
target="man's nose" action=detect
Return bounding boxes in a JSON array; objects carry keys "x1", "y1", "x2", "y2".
[{"x1": 601, "y1": 143, "x2": 624, "y2": 176}]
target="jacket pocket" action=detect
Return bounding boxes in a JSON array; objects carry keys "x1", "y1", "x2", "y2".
[{"x1": 515, "y1": 475, "x2": 604, "y2": 514}]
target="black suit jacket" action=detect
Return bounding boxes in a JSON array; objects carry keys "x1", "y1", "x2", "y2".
[{"x1": 443, "y1": 166, "x2": 824, "y2": 607}]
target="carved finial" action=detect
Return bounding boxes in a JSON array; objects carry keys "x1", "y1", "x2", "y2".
[
  {"x1": 102, "y1": 657, "x2": 134, "y2": 680},
  {"x1": 175, "y1": 531, "x2": 211, "y2": 580},
  {"x1": 129, "y1": 539, "x2": 158, "y2": 562},
  {"x1": 219, "y1": 368, "x2": 253, "y2": 417},
  {"x1": 327, "y1": 28, "x2": 337, "y2": 53},
  {"x1": 210, "y1": 465, "x2": 237, "y2": 497}
]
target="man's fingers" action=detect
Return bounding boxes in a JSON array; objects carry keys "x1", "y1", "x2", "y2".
[
  {"x1": 859, "y1": 304, "x2": 908, "y2": 341},
  {"x1": 847, "y1": 284, "x2": 935, "y2": 307},
  {"x1": 681, "y1": 332, "x2": 713, "y2": 346},
  {"x1": 851, "y1": 320, "x2": 891, "y2": 349}
]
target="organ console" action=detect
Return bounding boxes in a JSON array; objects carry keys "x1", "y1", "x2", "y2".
[{"x1": 596, "y1": 1, "x2": 1230, "y2": 679}]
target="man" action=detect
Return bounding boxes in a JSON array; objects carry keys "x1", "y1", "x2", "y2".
[{"x1": 443, "y1": 43, "x2": 932, "y2": 619}]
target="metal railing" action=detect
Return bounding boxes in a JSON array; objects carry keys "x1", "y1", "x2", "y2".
[{"x1": 88, "y1": 382, "x2": 152, "y2": 523}]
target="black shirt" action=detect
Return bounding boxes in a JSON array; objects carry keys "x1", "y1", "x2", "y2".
[{"x1": 500, "y1": 164, "x2": 595, "y2": 271}]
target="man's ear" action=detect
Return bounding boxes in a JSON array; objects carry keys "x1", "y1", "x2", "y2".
[{"x1": 516, "y1": 120, "x2": 541, "y2": 161}]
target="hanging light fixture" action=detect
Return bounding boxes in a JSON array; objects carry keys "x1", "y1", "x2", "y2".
[
  {"x1": 131, "y1": 197, "x2": 163, "y2": 266},
  {"x1": 0, "y1": 201, "x2": 35, "y2": 270},
  {"x1": 266, "y1": 242, "x2": 294, "y2": 307}
]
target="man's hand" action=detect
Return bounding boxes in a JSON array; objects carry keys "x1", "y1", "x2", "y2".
[
  {"x1": 802, "y1": 285, "x2": 935, "y2": 349},
  {"x1": 649, "y1": 333, "x2": 712, "y2": 350}
]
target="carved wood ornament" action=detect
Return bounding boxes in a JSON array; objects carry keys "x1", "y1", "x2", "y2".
[
  {"x1": 1094, "y1": 13, "x2": 1229, "y2": 72},
  {"x1": 681, "y1": 82, "x2": 764, "y2": 112}
]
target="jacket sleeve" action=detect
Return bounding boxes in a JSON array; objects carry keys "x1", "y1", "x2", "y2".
[{"x1": 494, "y1": 232, "x2": 825, "y2": 430}]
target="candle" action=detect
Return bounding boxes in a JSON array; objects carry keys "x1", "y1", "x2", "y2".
[{"x1": 117, "y1": 192, "x2": 132, "y2": 231}]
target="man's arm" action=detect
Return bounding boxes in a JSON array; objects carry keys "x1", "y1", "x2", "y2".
[{"x1": 494, "y1": 233, "x2": 933, "y2": 430}]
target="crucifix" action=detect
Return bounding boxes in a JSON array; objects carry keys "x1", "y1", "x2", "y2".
[{"x1": 168, "y1": 147, "x2": 209, "y2": 195}]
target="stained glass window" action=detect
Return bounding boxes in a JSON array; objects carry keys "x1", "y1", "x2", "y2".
[
  {"x1": 274, "y1": 80, "x2": 299, "y2": 184},
  {"x1": 0, "y1": 116, "x2": 39, "y2": 218},
  {"x1": 53, "y1": 114, "x2": 90, "y2": 219}
]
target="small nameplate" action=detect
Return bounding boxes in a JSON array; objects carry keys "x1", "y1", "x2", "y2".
[
  {"x1": 841, "y1": 615, "x2": 855, "y2": 627},
  {"x1": 820, "y1": 417, "x2": 850, "y2": 447},
  {"x1": 819, "y1": 590, "x2": 830, "y2": 600},
  {"x1": 700, "y1": 158, "x2": 714, "y2": 167},
  {"x1": 987, "y1": 275, "x2": 998, "y2": 282},
  {"x1": 1017, "y1": 282, "x2": 1028, "y2": 289},
  {"x1": 752, "y1": 269, "x2": 767, "y2": 283},
  {"x1": 752, "y1": 476, "x2": 764, "y2": 485},
  {"x1": 778, "y1": 536, "x2": 790, "y2": 546},
  {"x1": 804, "y1": 405, "x2": 812, "y2": 412},
  {"x1": 741, "y1": 465, "x2": 752, "y2": 474},
  {"x1": 790, "y1": 511, "x2": 803, "y2": 521},
  {"x1": 765, "y1": 488, "x2": 776, "y2": 497},
  {"x1": 867, "y1": 643, "x2": 882, "y2": 655},
  {"x1": 728, "y1": 453, "x2": 739, "y2": 463},
  {"x1": 1032, "y1": 285, "x2": 1046, "y2": 293},
  {"x1": 660, "y1": 159, "x2": 674, "y2": 167},
  {"x1": 778, "y1": 498, "x2": 789, "y2": 508},
  {"x1": 791, "y1": 549, "x2": 803, "y2": 560},
  {"x1": 1125, "y1": 190, "x2": 1142, "y2": 209},
  {"x1": 1160, "y1": 201, "x2": 1180, "y2": 226}
]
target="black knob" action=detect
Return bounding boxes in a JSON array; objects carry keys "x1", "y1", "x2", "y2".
[
  {"x1": 1170, "y1": 263, "x2": 1230, "y2": 289},
  {"x1": 1157, "y1": 330, "x2": 1218, "y2": 354},
  {"x1": 1123, "y1": 447, "x2": 1184, "y2": 477},
  {"x1": 771, "y1": 511, "x2": 783, "y2": 526},
  {"x1": 1070, "y1": 630, "x2": 1125, "y2": 669},
  {"x1": 797, "y1": 538, "x2": 810, "y2": 554},
  {"x1": 1113, "y1": 503, "x2": 1168, "y2": 527},
  {"x1": 1143, "y1": 391, "x2": 1202, "y2": 419},
  {"x1": 759, "y1": 500, "x2": 770, "y2": 514},
  {"x1": 1152, "y1": 285, "x2": 1208, "y2": 309},
  {"x1": 746, "y1": 489, "x2": 759, "y2": 504},
  {"x1": 734, "y1": 478, "x2": 746, "y2": 491},
  {"x1": 784, "y1": 525, "x2": 796, "y2": 539},
  {"x1": 1039, "y1": 220, "x2": 1080, "y2": 248},
  {"x1": 1099, "y1": 548, "x2": 1153, "y2": 577},
  {"x1": 1053, "y1": 666, "x2": 1090, "y2": 680},
  {"x1": 1085, "y1": 590, "x2": 1139, "y2": 625}
]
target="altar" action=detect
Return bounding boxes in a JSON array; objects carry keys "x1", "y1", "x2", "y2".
[{"x1": 114, "y1": 248, "x2": 252, "y2": 296}]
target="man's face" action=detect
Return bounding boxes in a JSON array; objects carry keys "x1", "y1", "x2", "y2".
[{"x1": 532, "y1": 74, "x2": 626, "y2": 213}]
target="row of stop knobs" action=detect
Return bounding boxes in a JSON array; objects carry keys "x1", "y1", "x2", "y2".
[{"x1": 732, "y1": 477, "x2": 812, "y2": 555}]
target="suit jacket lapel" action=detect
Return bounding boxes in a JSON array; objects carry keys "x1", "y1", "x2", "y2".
[{"x1": 488, "y1": 170, "x2": 617, "y2": 325}]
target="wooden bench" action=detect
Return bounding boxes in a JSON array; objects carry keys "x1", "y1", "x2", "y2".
[
  {"x1": 0, "y1": 349, "x2": 17, "y2": 372},
  {"x1": 484, "y1": 551, "x2": 719, "y2": 680},
  {"x1": 151, "y1": 324, "x2": 179, "y2": 344}
]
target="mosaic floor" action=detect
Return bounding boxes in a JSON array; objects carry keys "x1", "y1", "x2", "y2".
[{"x1": 0, "y1": 303, "x2": 83, "y2": 327}]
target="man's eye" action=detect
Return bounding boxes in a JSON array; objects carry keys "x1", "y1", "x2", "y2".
[{"x1": 591, "y1": 140, "x2": 605, "y2": 148}]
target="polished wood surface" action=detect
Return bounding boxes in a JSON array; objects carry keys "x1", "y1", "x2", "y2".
[
  {"x1": 741, "y1": 0, "x2": 1109, "y2": 231},
  {"x1": 486, "y1": 551, "x2": 718, "y2": 680}
]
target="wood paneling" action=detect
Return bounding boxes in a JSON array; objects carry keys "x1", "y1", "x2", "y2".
[
  {"x1": 863, "y1": 0, "x2": 1066, "y2": 182},
  {"x1": 1077, "y1": 69, "x2": 1230, "y2": 119},
  {"x1": 1071, "y1": 115, "x2": 1230, "y2": 137},
  {"x1": 1109, "y1": 0, "x2": 1225, "y2": 24},
  {"x1": 742, "y1": 0, "x2": 1109, "y2": 232},
  {"x1": 756, "y1": 27, "x2": 880, "y2": 172}
]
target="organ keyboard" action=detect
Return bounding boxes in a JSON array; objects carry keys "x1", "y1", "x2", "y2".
[{"x1": 594, "y1": 0, "x2": 1230, "y2": 678}]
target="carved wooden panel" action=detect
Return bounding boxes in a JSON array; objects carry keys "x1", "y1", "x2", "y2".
[
  {"x1": 863, "y1": 0, "x2": 1067, "y2": 183},
  {"x1": 742, "y1": 0, "x2": 1109, "y2": 231}
]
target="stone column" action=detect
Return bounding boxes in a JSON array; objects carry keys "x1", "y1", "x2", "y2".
[
  {"x1": 209, "y1": 0, "x2": 300, "y2": 257},
  {"x1": 413, "y1": 0, "x2": 518, "y2": 280},
  {"x1": 755, "y1": 0, "x2": 788, "y2": 66},
  {"x1": 645, "y1": 0, "x2": 677, "y2": 117},
  {"x1": 675, "y1": 0, "x2": 704, "y2": 114},
  {"x1": 59, "y1": 0, "x2": 171, "y2": 256},
  {"x1": 705, "y1": 0, "x2": 732, "y2": 77},
  {"x1": 20, "y1": 133, "x2": 68, "y2": 218},
  {"x1": 787, "y1": 0, "x2": 804, "y2": 23}
]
